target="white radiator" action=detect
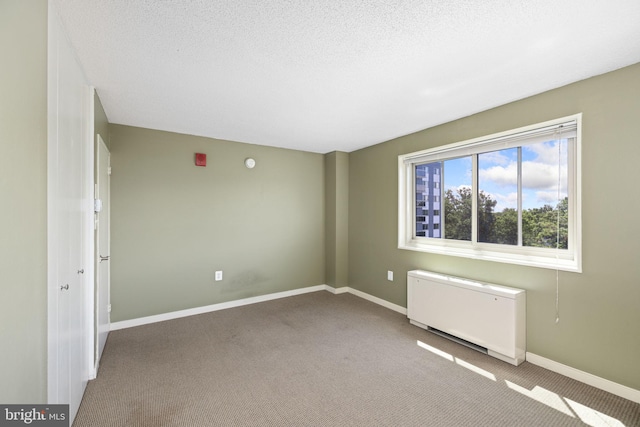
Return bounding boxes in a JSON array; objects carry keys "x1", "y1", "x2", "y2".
[{"x1": 407, "y1": 270, "x2": 526, "y2": 366}]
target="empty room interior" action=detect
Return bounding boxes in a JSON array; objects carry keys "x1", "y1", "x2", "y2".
[{"x1": 2, "y1": 0, "x2": 640, "y2": 426}]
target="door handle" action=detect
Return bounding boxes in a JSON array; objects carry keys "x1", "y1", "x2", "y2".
[
  {"x1": 100, "y1": 255, "x2": 110, "y2": 262},
  {"x1": 60, "y1": 284, "x2": 69, "y2": 291}
]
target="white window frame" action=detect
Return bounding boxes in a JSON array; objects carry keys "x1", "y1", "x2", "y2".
[{"x1": 398, "y1": 114, "x2": 582, "y2": 272}]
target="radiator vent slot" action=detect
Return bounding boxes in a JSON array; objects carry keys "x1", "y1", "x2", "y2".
[
  {"x1": 427, "y1": 327, "x2": 488, "y2": 355},
  {"x1": 407, "y1": 270, "x2": 526, "y2": 366}
]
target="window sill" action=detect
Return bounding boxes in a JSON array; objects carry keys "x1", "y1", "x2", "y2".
[{"x1": 399, "y1": 240, "x2": 581, "y2": 273}]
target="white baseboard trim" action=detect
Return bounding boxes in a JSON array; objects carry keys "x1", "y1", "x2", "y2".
[
  {"x1": 325, "y1": 285, "x2": 349, "y2": 295},
  {"x1": 325, "y1": 285, "x2": 406, "y2": 314},
  {"x1": 111, "y1": 284, "x2": 407, "y2": 331},
  {"x1": 110, "y1": 285, "x2": 328, "y2": 331},
  {"x1": 346, "y1": 287, "x2": 407, "y2": 315},
  {"x1": 526, "y1": 352, "x2": 640, "y2": 404}
]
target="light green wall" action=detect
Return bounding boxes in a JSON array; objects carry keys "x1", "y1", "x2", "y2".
[
  {"x1": 0, "y1": 0, "x2": 48, "y2": 403},
  {"x1": 109, "y1": 125, "x2": 325, "y2": 321},
  {"x1": 348, "y1": 63, "x2": 640, "y2": 390},
  {"x1": 325, "y1": 154, "x2": 337, "y2": 286},
  {"x1": 94, "y1": 91, "x2": 109, "y2": 148},
  {"x1": 324, "y1": 152, "x2": 349, "y2": 287}
]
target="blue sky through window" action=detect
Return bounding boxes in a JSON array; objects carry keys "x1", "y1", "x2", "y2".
[{"x1": 443, "y1": 139, "x2": 568, "y2": 212}]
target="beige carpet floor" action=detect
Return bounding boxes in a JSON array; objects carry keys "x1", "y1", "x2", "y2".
[{"x1": 74, "y1": 291, "x2": 639, "y2": 426}]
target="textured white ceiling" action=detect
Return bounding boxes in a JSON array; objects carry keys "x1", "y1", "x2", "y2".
[{"x1": 54, "y1": 0, "x2": 640, "y2": 153}]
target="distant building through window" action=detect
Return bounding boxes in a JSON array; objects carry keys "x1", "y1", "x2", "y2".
[{"x1": 415, "y1": 162, "x2": 441, "y2": 237}]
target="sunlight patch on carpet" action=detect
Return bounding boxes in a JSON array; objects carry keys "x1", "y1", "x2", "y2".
[
  {"x1": 418, "y1": 340, "x2": 627, "y2": 427},
  {"x1": 417, "y1": 340, "x2": 496, "y2": 381},
  {"x1": 417, "y1": 340, "x2": 454, "y2": 362},
  {"x1": 505, "y1": 380, "x2": 626, "y2": 426},
  {"x1": 565, "y1": 398, "x2": 626, "y2": 427},
  {"x1": 505, "y1": 380, "x2": 575, "y2": 417}
]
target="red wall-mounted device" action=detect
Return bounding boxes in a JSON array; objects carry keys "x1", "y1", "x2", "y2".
[{"x1": 195, "y1": 153, "x2": 206, "y2": 167}]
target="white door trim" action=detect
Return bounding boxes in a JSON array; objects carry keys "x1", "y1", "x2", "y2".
[
  {"x1": 86, "y1": 87, "x2": 97, "y2": 379},
  {"x1": 95, "y1": 133, "x2": 110, "y2": 375}
]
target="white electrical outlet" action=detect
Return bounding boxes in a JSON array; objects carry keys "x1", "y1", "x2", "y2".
[
  {"x1": 387, "y1": 270, "x2": 394, "y2": 281},
  {"x1": 215, "y1": 270, "x2": 223, "y2": 281}
]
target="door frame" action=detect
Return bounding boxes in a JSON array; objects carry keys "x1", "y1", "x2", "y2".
[
  {"x1": 85, "y1": 88, "x2": 97, "y2": 380},
  {"x1": 94, "y1": 133, "x2": 110, "y2": 374}
]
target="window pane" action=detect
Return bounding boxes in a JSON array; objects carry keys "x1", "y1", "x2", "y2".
[
  {"x1": 415, "y1": 162, "x2": 441, "y2": 237},
  {"x1": 443, "y1": 157, "x2": 472, "y2": 241},
  {"x1": 400, "y1": 116, "x2": 580, "y2": 271},
  {"x1": 477, "y1": 148, "x2": 518, "y2": 245},
  {"x1": 522, "y1": 139, "x2": 569, "y2": 248}
]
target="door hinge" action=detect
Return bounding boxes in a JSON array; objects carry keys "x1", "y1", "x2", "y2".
[
  {"x1": 107, "y1": 304, "x2": 112, "y2": 313},
  {"x1": 108, "y1": 166, "x2": 112, "y2": 176}
]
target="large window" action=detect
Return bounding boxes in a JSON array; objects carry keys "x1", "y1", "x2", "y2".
[{"x1": 399, "y1": 115, "x2": 581, "y2": 272}]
